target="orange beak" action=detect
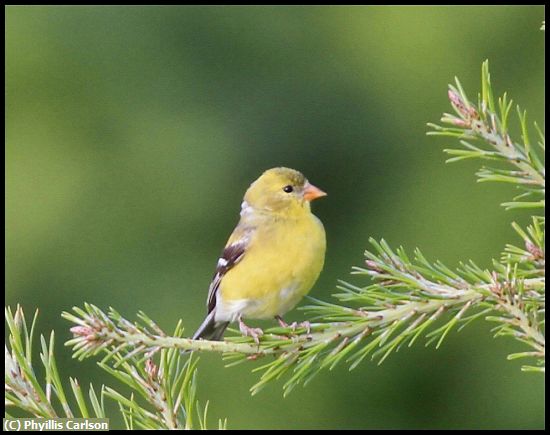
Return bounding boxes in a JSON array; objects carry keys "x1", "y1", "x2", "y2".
[{"x1": 303, "y1": 182, "x2": 327, "y2": 202}]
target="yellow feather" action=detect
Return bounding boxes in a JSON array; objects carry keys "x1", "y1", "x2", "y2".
[
  {"x1": 218, "y1": 167, "x2": 326, "y2": 319},
  {"x1": 220, "y1": 211, "x2": 326, "y2": 318},
  {"x1": 193, "y1": 167, "x2": 326, "y2": 342}
]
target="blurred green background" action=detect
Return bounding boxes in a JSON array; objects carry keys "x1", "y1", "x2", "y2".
[{"x1": 6, "y1": 6, "x2": 545, "y2": 430}]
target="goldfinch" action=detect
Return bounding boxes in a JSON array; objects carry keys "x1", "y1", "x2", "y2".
[{"x1": 192, "y1": 167, "x2": 327, "y2": 342}]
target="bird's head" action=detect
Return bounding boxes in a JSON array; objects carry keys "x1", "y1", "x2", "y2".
[{"x1": 243, "y1": 167, "x2": 327, "y2": 215}]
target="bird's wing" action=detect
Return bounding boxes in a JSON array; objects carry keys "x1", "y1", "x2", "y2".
[{"x1": 206, "y1": 224, "x2": 254, "y2": 314}]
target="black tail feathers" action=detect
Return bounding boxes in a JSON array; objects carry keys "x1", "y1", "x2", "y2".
[{"x1": 192, "y1": 310, "x2": 229, "y2": 341}]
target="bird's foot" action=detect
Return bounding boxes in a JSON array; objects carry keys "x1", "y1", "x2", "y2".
[
  {"x1": 238, "y1": 317, "x2": 263, "y2": 345},
  {"x1": 275, "y1": 315, "x2": 292, "y2": 329},
  {"x1": 297, "y1": 320, "x2": 312, "y2": 335},
  {"x1": 275, "y1": 316, "x2": 311, "y2": 335}
]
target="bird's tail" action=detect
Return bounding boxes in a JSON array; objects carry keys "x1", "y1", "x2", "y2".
[{"x1": 192, "y1": 310, "x2": 229, "y2": 341}]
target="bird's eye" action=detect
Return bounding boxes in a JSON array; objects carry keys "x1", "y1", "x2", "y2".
[{"x1": 283, "y1": 185, "x2": 294, "y2": 193}]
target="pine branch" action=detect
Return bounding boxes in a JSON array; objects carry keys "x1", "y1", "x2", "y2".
[
  {"x1": 62, "y1": 305, "x2": 263, "y2": 357},
  {"x1": 5, "y1": 305, "x2": 223, "y2": 429},
  {"x1": 62, "y1": 228, "x2": 545, "y2": 393},
  {"x1": 61, "y1": 294, "x2": 481, "y2": 396},
  {"x1": 427, "y1": 60, "x2": 545, "y2": 210},
  {"x1": 5, "y1": 305, "x2": 105, "y2": 419}
]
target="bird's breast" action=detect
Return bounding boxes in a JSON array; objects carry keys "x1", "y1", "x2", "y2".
[{"x1": 218, "y1": 214, "x2": 326, "y2": 319}]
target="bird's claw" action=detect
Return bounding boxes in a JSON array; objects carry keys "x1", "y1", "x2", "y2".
[
  {"x1": 297, "y1": 320, "x2": 311, "y2": 335},
  {"x1": 275, "y1": 316, "x2": 311, "y2": 336},
  {"x1": 276, "y1": 315, "x2": 290, "y2": 329},
  {"x1": 239, "y1": 318, "x2": 263, "y2": 345}
]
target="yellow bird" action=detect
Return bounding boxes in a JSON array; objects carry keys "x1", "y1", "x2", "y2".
[{"x1": 192, "y1": 167, "x2": 327, "y2": 342}]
